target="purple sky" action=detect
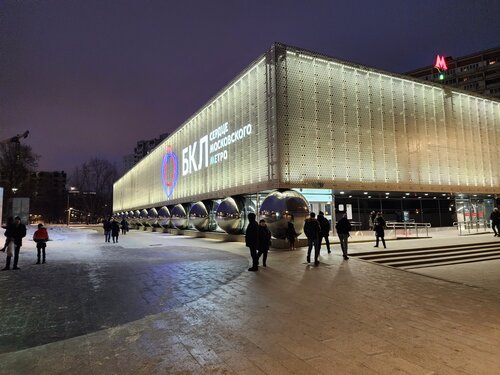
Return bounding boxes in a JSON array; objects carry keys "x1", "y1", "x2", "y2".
[{"x1": 1, "y1": 0, "x2": 499, "y2": 174}]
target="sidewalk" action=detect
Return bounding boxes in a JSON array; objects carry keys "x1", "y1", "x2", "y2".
[{"x1": 0, "y1": 227, "x2": 499, "y2": 374}]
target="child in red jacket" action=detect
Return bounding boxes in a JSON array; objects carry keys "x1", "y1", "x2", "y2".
[{"x1": 33, "y1": 223, "x2": 49, "y2": 264}]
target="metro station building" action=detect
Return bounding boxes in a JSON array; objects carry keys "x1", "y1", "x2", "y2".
[{"x1": 113, "y1": 43, "x2": 500, "y2": 237}]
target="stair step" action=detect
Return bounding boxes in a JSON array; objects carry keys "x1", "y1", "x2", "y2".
[
  {"x1": 359, "y1": 247, "x2": 500, "y2": 262},
  {"x1": 401, "y1": 255, "x2": 500, "y2": 270},
  {"x1": 383, "y1": 251, "x2": 500, "y2": 268},
  {"x1": 351, "y1": 241, "x2": 500, "y2": 256}
]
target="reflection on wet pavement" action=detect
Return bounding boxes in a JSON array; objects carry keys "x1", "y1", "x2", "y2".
[{"x1": 0, "y1": 244, "x2": 247, "y2": 353}]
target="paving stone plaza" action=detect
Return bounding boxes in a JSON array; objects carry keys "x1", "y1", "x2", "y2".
[{"x1": 1, "y1": 226, "x2": 500, "y2": 374}]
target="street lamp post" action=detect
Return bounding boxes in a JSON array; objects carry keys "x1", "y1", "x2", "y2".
[{"x1": 67, "y1": 207, "x2": 73, "y2": 226}]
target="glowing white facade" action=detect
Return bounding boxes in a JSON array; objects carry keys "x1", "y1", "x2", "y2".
[
  {"x1": 278, "y1": 49, "x2": 500, "y2": 192},
  {"x1": 114, "y1": 44, "x2": 500, "y2": 213},
  {"x1": 114, "y1": 56, "x2": 277, "y2": 211}
]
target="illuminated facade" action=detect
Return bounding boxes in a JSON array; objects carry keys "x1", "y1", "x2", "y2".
[{"x1": 114, "y1": 44, "x2": 500, "y2": 233}]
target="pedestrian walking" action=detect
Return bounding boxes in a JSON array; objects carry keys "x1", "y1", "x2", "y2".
[
  {"x1": 303, "y1": 212, "x2": 321, "y2": 266},
  {"x1": 257, "y1": 220, "x2": 271, "y2": 267},
  {"x1": 33, "y1": 223, "x2": 49, "y2": 264},
  {"x1": 373, "y1": 212, "x2": 387, "y2": 248},
  {"x1": 245, "y1": 213, "x2": 259, "y2": 271},
  {"x1": 286, "y1": 215, "x2": 298, "y2": 250},
  {"x1": 120, "y1": 219, "x2": 129, "y2": 235},
  {"x1": 2, "y1": 216, "x2": 27, "y2": 271},
  {"x1": 111, "y1": 220, "x2": 120, "y2": 243},
  {"x1": 103, "y1": 218, "x2": 112, "y2": 242},
  {"x1": 490, "y1": 208, "x2": 500, "y2": 237},
  {"x1": 317, "y1": 211, "x2": 331, "y2": 254},
  {"x1": 368, "y1": 211, "x2": 376, "y2": 230},
  {"x1": 257, "y1": 219, "x2": 272, "y2": 267},
  {"x1": 335, "y1": 213, "x2": 352, "y2": 260}
]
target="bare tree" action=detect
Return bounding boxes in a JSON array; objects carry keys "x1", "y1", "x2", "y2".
[
  {"x1": 70, "y1": 158, "x2": 118, "y2": 221},
  {"x1": 0, "y1": 143, "x2": 39, "y2": 196}
]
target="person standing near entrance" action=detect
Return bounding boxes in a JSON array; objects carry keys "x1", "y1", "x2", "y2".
[
  {"x1": 335, "y1": 213, "x2": 352, "y2": 260},
  {"x1": 286, "y1": 215, "x2": 298, "y2": 250},
  {"x1": 317, "y1": 211, "x2": 331, "y2": 254},
  {"x1": 490, "y1": 208, "x2": 500, "y2": 237},
  {"x1": 2, "y1": 216, "x2": 26, "y2": 271},
  {"x1": 374, "y1": 212, "x2": 387, "y2": 248},
  {"x1": 245, "y1": 213, "x2": 259, "y2": 271},
  {"x1": 304, "y1": 212, "x2": 322, "y2": 266},
  {"x1": 257, "y1": 219, "x2": 272, "y2": 267}
]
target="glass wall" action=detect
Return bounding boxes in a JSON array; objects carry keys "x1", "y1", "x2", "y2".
[
  {"x1": 455, "y1": 197, "x2": 495, "y2": 223},
  {"x1": 334, "y1": 192, "x2": 459, "y2": 229}
]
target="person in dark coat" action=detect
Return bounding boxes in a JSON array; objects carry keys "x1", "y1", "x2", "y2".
[
  {"x1": 490, "y1": 208, "x2": 500, "y2": 237},
  {"x1": 257, "y1": 220, "x2": 272, "y2": 267},
  {"x1": 374, "y1": 212, "x2": 387, "y2": 248},
  {"x1": 120, "y1": 219, "x2": 129, "y2": 235},
  {"x1": 286, "y1": 215, "x2": 298, "y2": 250},
  {"x1": 303, "y1": 212, "x2": 322, "y2": 266},
  {"x1": 111, "y1": 220, "x2": 120, "y2": 243},
  {"x1": 317, "y1": 211, "x2": 331, "y2": 254},
  {"x1": 245, "y1": 213, "x2": 259, "y2": 271},
  {"x1": 103, "y1": 219, "x2": 112, "y2": 242},
  {"x1": 335, "y1": 213, "x2": 352, "y2": 260},
  {"x1": 2, "y1": 216, "x2": 27, "y2": 271}
]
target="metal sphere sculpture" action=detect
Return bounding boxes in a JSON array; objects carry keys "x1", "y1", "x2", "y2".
[
  {"x1": 128, "y1": 212, "x2": 136, "y2": 225},
  {"x1": 147, "y1": 208, "x2": 159, "y2": 226},
  {"x1": 216, "y1": 196, "x2": 255, "y2": 234},
  {"x1": 140, "y1": 209, "x2": 149, "y2": 226},
  {"x1": 189, "y1": 201, "x2": 218, "y2": 231},
  {"x1": 171, "y1": 204, "x2": 189, "y2": 229},
  {"x1": 259, "y1": 190, "x2": 309, "y2": 239},
  {"x1": 133, "y1": 210, "x2": 142, "y2": 225},
  {"x1": 157, "y1": 206, "x2": 171, "y2": 228}
]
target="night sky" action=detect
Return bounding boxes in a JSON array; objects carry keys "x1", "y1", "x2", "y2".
[{"x1": 1, "y1": 0, "x2": 499, "y2": 174}]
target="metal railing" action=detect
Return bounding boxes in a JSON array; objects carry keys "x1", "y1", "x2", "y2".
[
  {"x1": 453, "y1": 220, "x2": 490, "y2": 236},
  {"x1": 350, "y1": 221, "x2": 363, "y2": 230},
  {"x1": 385, "y1": 221, "x2": 431, "y2": 238}
]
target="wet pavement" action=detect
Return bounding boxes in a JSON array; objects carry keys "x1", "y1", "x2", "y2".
[
  {"x1": 0, "y1": 228, "x2": 247, "y2": 353},
  {"x1": 0, "y1": 226, "x2": 500, "y2": 374}
]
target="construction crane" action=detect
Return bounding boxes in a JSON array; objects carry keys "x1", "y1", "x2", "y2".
[{"x1": 0, "y1": 131, "x2": 29, "y2": 144}]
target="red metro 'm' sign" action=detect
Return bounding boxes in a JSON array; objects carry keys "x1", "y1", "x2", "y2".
[{"x1": 434, "y1": 55, "x2": 448, "y2": 71}]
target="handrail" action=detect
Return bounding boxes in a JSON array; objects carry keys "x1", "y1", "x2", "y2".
[
  {"x1": 385, "y1": 221, "x2": 431, "y2": 238},
  {"x1": 453, "y1": 220, "x2": 490, "y2": 236},
  {"x1": 349, "y1": 221, "x2": 363, "y2": 228}
]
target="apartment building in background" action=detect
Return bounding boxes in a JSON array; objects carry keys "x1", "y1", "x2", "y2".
[{"x1": 405, "y1": 46, "x2": 500, "y2": 99}]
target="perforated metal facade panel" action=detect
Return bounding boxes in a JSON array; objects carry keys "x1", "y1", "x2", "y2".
[
  {"x1": 114, "y1": 57, "x2": 277, "y2": 211},
  {"x1": 114, "y1": 44, "x2": 500, "y2": 213},
  {"x1": 277, "y1": 48, "x2": 500, "y2": 193}
]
